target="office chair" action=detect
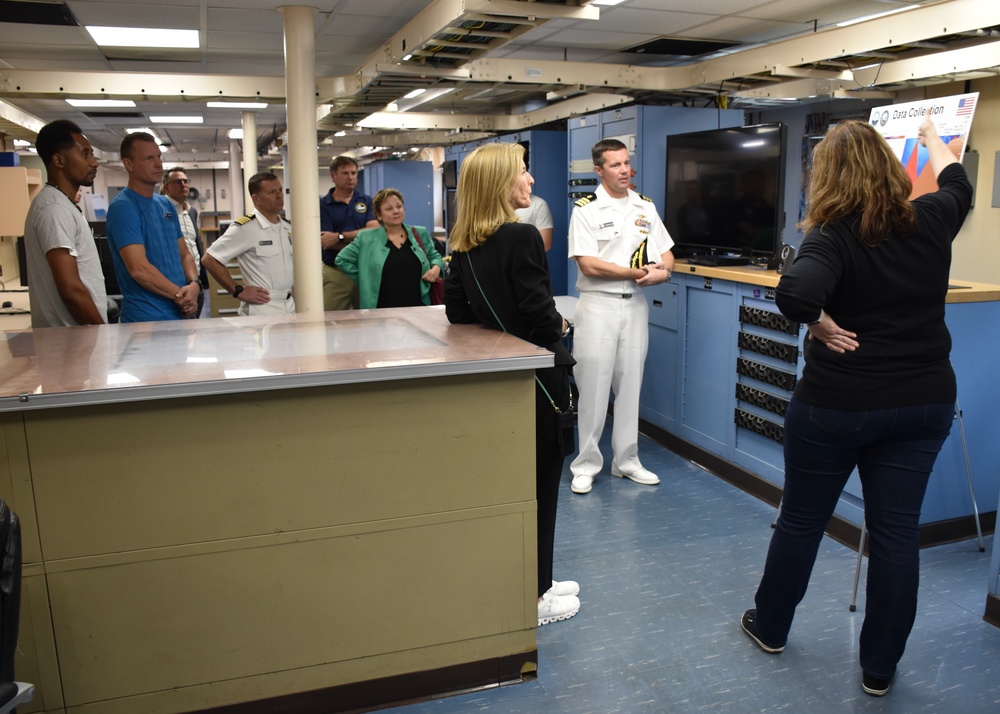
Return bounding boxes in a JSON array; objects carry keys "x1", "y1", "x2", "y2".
[{"x1": 0, "y1": 500, "x2": 33, "y2": 713}]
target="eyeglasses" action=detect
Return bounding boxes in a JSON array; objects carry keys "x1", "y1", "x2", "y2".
[{"x1": 170, "y1": 178, "x2": 191, "y2": 185}]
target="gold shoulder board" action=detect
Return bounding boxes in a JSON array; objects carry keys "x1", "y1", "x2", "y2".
[{"x1": 234, "y1": 213, "x2": 255, "y2": 225}]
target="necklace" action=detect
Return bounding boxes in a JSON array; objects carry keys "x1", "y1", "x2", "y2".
[
  {"x1": 387, "y1": 228, "x2": 407, "y2": 247},
  {"x1": 47, "y1": 183, "x2": 84, "y2": 213}
]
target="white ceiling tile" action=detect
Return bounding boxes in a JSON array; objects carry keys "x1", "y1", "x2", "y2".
[
  {"x1": 207, "y1": 8, "x2": 289, "y2": 35},
  {"x1": 208, "y1": 31, "x2": 285, "y2": 52},
  {"x1": 540, "y1": 27, "x2": 661, "y2": 50},
  {"x1": 66, "y1": 1, "x2": 200, "y2": 28},
  {"x1": 683, "y1": 16, "x2": 811, "y2": 44},
  {"x1": 584, "y1": 7, "x2": 718, "y2": 36}
]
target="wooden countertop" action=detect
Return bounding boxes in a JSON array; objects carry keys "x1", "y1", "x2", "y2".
[
  {"x1": 674, "y1": 261, "x2": 1000, "y2": 303},
  {"x1": 0, "y1": 306, "x2": 553, "y2": 412}
]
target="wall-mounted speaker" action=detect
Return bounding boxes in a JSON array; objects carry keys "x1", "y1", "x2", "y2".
[{"x1": 776, "y1": 243, "x2": 796, "y2": 274}]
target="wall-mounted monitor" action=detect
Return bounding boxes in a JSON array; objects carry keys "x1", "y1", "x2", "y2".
[{"x1": 664, "y1": 123, "x2": 786, "y2": 262}]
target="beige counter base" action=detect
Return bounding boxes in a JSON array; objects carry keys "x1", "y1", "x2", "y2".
[{"x1": 3, "y1": 370, "x2": 539, "y2": 713}]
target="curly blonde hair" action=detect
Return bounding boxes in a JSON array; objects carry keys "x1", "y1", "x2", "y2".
[
  {"x1": 448, "y1": 143, "x2": 523, "y2": 252},
  {"x1": 799, "y1": 120, "x2": 916, "y2": 247}
]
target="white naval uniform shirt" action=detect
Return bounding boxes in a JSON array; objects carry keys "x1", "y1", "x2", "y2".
[
  {"x1": 567, "y1": 184, "x2": 674, "y2": 295},
  {"x1": 206, "y1": 212, "x2": 294, "y2": 313}
]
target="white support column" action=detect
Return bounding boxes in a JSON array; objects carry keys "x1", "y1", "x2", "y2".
[
  {"x1": 281, "y1": 5, "x2": 323, "y2": 315},
  {"x1": 241, "y1": 111, "x2": 259, "y2": 212},
  {"x1": 279, "y1": 145, "x2": 291, "y2": 221},
  {"x1": 228, "y1": 138, "x2": 244, "y2": 219}
]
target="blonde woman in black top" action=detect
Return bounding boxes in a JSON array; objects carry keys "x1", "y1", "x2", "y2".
[{"x1": 445, "y1": 142, "x2": 580, "y2": 627}]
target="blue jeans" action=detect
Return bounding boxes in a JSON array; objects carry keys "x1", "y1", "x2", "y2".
[{"x1": 753, "y1": 397, "x2": 954, "y2": 680}]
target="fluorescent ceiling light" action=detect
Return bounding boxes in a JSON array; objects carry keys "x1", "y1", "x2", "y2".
[
  {"x1": 402, "y1": 54, "x2": 413, "y2": 61},
  {"x1": 403, "y1": 89, "x2": 426, "y2": 100},
  {"x1": 207, "y1": 102, "x2": 269, "y2": 110},
  {"x1": 334, "y1": 131, "x2": 347, "y2": 137},
  {"x1": 150, "y1": 116, "x2": 204, "y2": 124},
  {"x1": 228, "y1": 128, "x2": 243, "y2": 139},
  {"x1": 14, "y1": 139, "x2": 31, "y2": 147},
  {"x1": 66, "y1": 98, "x2": 136, "y2": 108},
  {"x1": 592, "y1": 0, "x2": 626, "y2": 6},
  {"x1": 86, "y1": 26, "x2": 199, "y2": 48},
  {"x1": 837, "y1": 5, "x2": 918, "y2": 27}
]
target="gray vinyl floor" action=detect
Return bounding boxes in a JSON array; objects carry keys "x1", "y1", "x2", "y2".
[{"x1": 387, "y1": 422, "x2": 1000, "y2": 713}]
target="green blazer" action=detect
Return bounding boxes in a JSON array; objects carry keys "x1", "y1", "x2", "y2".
[{"x1": 335, "y1": 224, "x2": 446, "y2": 309}]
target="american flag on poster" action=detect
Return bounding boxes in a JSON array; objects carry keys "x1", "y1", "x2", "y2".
[
  {"x1": 868, "y1": 92, "x2": 978, "y2": 199},
  {"x1": 956, "y1": 96, "x2": 976, "y2": 115}
]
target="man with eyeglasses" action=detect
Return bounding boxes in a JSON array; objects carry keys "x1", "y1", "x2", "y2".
[{"x1": 162, "y1": 168, "x2": 208, "y2": 316}]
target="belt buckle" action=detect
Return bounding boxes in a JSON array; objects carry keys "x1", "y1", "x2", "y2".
[{"x1": 621, "y1": 293, "x2": 632, "y2": 299}]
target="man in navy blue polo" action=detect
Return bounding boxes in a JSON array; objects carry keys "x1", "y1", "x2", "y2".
[{"x1": 319, "y1": 156, "x2": 379, "y2": 311}]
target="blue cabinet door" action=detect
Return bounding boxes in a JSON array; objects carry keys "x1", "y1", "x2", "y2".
[
  {"x1": 679, "y1": 275, "x2": 738, "y2": 455},
  {"x1": 640, "y1": 281, "x2": 681, "y2": 429}
]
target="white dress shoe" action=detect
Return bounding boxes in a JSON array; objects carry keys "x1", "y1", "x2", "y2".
[
  {"x1": 571, "y1": 473, "x2": 593, "y2": 494},
  {"x1": 611, "y1": 464, "x2": 660, "y2": 485}
]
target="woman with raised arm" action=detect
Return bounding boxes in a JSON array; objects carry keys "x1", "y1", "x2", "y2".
[{"x1": 740, "y1": 116, "x2": 972, "y2": 697}]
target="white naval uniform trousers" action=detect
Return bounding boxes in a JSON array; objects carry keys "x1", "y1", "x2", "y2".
[{"x1": 571, "y1": 289, "x2": 649, "y2": 478}]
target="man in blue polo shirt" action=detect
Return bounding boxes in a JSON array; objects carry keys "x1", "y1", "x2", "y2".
[
  {"x1": 319, "y1": 156, "x2": 379, "y2": 311},
  {"x1": 106, "y1": 132, "x2": 200, "y2": 322}
]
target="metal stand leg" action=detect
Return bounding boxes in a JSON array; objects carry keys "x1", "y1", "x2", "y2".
[
  {"x1": 771, "y1": 498, "x2": 781, "y2": 528},
  {"x1": 850, "y1": 518, "x2": 867, "y2": 612},
  {"x1": 955, "y1": 399, "x2": 985, "y2": 552}
]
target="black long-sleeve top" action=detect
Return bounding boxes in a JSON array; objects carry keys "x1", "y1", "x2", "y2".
[
  {"x1": 776, "y1": 163, "x2": 972, "y2": 410},
  {"x1": 445, "y1": 222, "x2": 573, "y2": 367}
]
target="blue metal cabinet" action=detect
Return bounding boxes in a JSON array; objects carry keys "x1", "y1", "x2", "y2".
[
  {"x1": 640, "y1": 281, "x2": 681, "y2": 430},
  {"x1": 677, "y1": 273, "x2": 739, "y2": 456},
  {"x1": 732, "y1": 284, "x2": 801, "y2": 486},
  {"x1": 639, "y1": 269, "x2": 1000, "y2": 533},
  {"x1": 362, "y1": 160, "x2": 434, "y2": 231}
]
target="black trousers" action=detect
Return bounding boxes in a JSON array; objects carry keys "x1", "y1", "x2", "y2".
[{"x1": 535, "y1": 364, "x2": 572, "y2": 598}]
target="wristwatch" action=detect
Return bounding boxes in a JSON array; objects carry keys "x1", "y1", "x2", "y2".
[
  {"x1": 232, "y1": 285, "x2": 244, "y2": 299},
  {"x1": 338, "y1": 233, "x2": 346, "y2": 242}
]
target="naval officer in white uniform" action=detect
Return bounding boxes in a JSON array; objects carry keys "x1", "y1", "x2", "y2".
[
  {"x1": 203, "y1": 172, "x2": 295, "y2": 316},
  {"x1": 567, "y1": 138, "x2": 675, "y2": 495}
]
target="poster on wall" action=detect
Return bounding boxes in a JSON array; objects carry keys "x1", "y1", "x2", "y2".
[{"x1": 868, "y1": 92, "x2": 978, "y2": 199}]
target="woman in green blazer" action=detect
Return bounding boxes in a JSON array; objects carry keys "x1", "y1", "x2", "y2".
[{"x1": 335, "y1": 188, "x2": 445, "y2": 308}]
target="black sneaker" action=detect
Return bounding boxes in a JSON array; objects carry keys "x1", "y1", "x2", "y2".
[
  {"x1": 740, "y1": 609, "x2": 785, "y2": 653},
  {"x1": 862, "y1": 671, "x2": 891, "y2": 696}
]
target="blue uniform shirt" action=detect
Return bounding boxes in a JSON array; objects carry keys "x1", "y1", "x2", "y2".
[{"x1": 319, "y1": 189, "x2": 375, "y2": 267}]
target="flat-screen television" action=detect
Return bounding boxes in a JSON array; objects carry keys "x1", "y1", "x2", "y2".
[{"x1": 664, "y1": 123, "x2": 786, "y2": 262}]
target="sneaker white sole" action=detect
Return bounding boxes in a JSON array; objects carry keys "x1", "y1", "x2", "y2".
[
  {"x1": 538, "y1": 605, "x2": 580, "y2": 626},
  {"x1": 570, "y1": 478, "x2": 592, "y2": 494}
]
